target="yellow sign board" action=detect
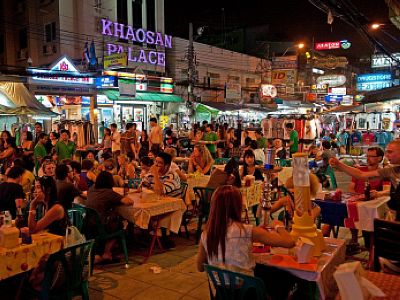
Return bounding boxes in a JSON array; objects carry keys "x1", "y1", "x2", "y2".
[{"x1": 103, "y1": 53, "x2": 127, "y2": 69}]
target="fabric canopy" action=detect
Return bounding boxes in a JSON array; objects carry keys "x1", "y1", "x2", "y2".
[
  {"x1": 0, "y1": 82, "x2": 57, "y2": 116},
  {"x1": 101, "y1": 90, "x2": 183, "y2": 102},
  {"x1": 195, "y1": 103, "x2": 220, "y2": 117},
  {"x1": 362, "y1": 86, "x2": 400, "y2": 104}
]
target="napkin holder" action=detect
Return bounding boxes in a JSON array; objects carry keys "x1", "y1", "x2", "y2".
[
  {"x1": 294, "y1": 237, "x2": 314, "y2": 263},
  {"x1": 0, "y1": 226, "x2": 20, "y2": 248},
  {"x1": 333, "y1": 261, "x2": 386, "y2": 300}
]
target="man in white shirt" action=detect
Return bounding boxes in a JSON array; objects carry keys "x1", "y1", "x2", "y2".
[
  {"x1": 110, "y1": 123, "x2": 121, "y2": 162},
  {"x1": 149, "y1": 117, "x2": 163, "y2": 153}
]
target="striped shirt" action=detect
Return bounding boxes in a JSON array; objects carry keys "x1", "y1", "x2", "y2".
[{"x1": 142, "y1": 170, "x2": 181, "y2": 197}]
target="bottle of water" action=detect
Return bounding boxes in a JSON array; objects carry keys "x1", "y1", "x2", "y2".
[{"x1": 4, "y1": 211, "x2": 12, "y2": 227}]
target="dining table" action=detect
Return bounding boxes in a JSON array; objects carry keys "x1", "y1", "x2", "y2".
[
  {"x1": 254, "y1": 237, "x2": 346, "y2": 300},
  {"x1": 114, "y1": 188, "x2": 186, "y2": 263},
  {"x1": 0, "y1": 232, "x2": 64, "y2": 280}
]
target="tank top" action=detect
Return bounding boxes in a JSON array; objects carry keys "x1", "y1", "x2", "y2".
[{"x1": 201, "y1": 222, "x2": 255, "y2": 273}]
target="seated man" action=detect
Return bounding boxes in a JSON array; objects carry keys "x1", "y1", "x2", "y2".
[
  {"x1": 347, "y1": 146, "x2": 385, "y2": 253},
  {"x1": 314, "y1": 140, "x2": 335, "y2": 188},
  {"x1": 0, "y1": 166, "x2": 25, "y2": 218},
  {"x1": 142, "y1": 152, "x2": 181, "y2": 197}
]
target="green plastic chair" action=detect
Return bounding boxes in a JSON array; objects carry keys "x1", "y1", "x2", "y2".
[
  {"x1": 75, "y1": 204, "x2": 129, "y2": 274},
  {"x1": 324, "y1": 165, "x2": 337, "y2": 190},
  {"x1": 204, "y1": 264, "x2": 268, "y2": 300},
  {"x1": 67, "y1": 206, "x2": 86, "y2": 232},
  {"x1": 193, "y1": 187, "x2": 215, "y2": 244},
  {"x1": 214, "y1": 158, "x2": 230, "y2": 165},
  {"x1": 26, "y1": 240, "x2": 94, "y2": 300},
  {"x1": 128, "y1": 178, "x2": 141, "y2": 189},
  {"x1": 179, "y1": 182, "x2": 192, "y2": 239}
]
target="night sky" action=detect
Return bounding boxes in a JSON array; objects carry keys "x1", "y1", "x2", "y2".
[{"x1": 165, "y1": 0, "x2": 400, "y2": 61}]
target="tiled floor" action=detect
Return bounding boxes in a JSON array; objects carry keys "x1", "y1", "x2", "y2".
[
  {"x1": 0, "y1": 171, "x2": 365, "y2": 299},
  {"x1": 84, "y1": 172, "x2": 361, "y2": 300}
]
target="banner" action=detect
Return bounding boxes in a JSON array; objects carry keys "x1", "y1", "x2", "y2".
[
  {"x1": 225, "y1": 83, "x2": 241, "y2": 103},
  {"x1": 271, "y1": 69, "x2": 297, "y2": 85},
  {"x1": 104, "y1": 53, "x2": 128, "y2": 69}
]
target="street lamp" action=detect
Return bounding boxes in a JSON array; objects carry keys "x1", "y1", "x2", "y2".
[{"x1": 282, "y1": 42, "x2": 306, "y2": 56}]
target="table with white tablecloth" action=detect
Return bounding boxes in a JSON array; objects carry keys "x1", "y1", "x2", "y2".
[{"x1": 114, "y1": 188, "x2": 186, "y2": 234}]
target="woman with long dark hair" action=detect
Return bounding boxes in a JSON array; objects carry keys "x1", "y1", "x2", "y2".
[
  {"x1": 197, "y1": 185, "x2": 294, "y2": 274},
  {"x1": 137, "y1": 130, "x2": 150, "y2": 160},
  {"x1": 0, "y1": 137, "x2": 18, "y2": 174},
  {"x1": 241, "y1": 149, "x2": 264, "y2": 181}
]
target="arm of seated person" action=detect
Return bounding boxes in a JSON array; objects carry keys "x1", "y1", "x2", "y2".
[
  {"x1": 252, "y1": 220, "x2": 295, "y2": 248},
  {"x1": 203, "y1": 159, "x2": 214, "y2": 174},
  {"x1": 196, "y1": 243, "x2": 208, "y2": 272},
  {"x1": 28, "y1": 204, "x2": 64, "y2": 234}
]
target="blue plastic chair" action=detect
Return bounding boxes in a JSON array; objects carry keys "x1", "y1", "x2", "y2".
[{"x1": 204, "y1": 264, "x2": 268, "y2": 300}]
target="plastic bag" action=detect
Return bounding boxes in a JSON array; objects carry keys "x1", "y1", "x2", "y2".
[{"x1": 65, "y1": 225, "x2": 85, "y2": 247}]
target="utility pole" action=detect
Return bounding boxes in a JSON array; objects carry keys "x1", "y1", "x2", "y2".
[{"x1": 188, "y1": 23, "x2": 195, "y2": 104}]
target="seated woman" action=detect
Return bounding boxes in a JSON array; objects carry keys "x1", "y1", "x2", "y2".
[
  {"x1": 81, "y1": 159, "x2": 96, "y2": 187},
  {"x1": 197, "y1": 185, "x2": 295, "y2": 274},
  {"x1": 188, "y1": 144, "x2": 214, "y2": 175},
  {"x1": 117, "y1": 154, "x2": 136, "y2": 179},
  {"x1": 86, "y1": 171, "x2": 134, "y2": 263},
  {"x1": 241, "y1": 149, "x2": 264, "y2": 181},
  {"x1": 206, "y1": 158, "x2": 241, "y2": 189},
  {"x1": 99, "y1": 158, "x2": 124, "y2": 187},
  {"x1": 28, "y1": 178, "x2": 74, "y2": 236}
]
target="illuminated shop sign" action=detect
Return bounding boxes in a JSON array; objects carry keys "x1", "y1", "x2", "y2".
[
  {"x1": 329, "y1": 87, "x2": 346, "y2": 95},
  {"x1": 316, "y1": 75, "x2": 346, "y2": 87},
  {"x1": 96, "y1": 76, "x2": 117, "y2": 88},
  {"x1": 31, "y1": 57, "x2": 94, "y2": 85},
  {"x1": 261, "y1": 84, "x2": 277, "y2": 98},
  {"x1": 315, "y1": 40, "x2": 351, "y2": 51},
  {"x1": 101, "y1": 19, "x2": 172, "y2": 67},
  {"x1": 371, "y1": 53, "x2": 400, "y2": 68},
  {"x1": 356, "y1": 73, "x2": 392, "y2": 91}
]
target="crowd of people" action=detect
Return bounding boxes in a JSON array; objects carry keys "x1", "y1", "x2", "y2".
[{"x1": 1, "y1": 116, "x2": 399, "y2": 298}]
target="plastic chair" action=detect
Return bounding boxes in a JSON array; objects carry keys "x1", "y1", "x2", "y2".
[
  {"x1": 193, "y1": 187, "x2": 215, "y2": 244},
  {"x1": 373, "y1": 218, "x2": 400, "y2": 272},
  {"x1": 178, "y1": 182, "x2": 192, "y2": 238},
  {"x1": 67, "y1": 206, "x2": 86, "y2": 232},
  {"x1": 204, "y1": 264, "x2": 268, "y2": 300},
  {"x1": 26, "y1": 240, "x2": 94, "y2": 300},
  {"x1": 214, "y1": 158, "x2": 230, "y2": 165},
  {"x1": 128, "y1": 178, "x2": 141, "y2": 189},
  {"x1": 75, "y1": 204, "x2": 129, "y2": 274},
  {"x1": 324, "y1": 165, "x2": 337, "y2": 190}
]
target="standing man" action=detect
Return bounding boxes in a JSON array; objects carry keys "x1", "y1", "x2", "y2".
[
  {"x1": 34, "y1": 122, "x2": 44, "y2": 146},
  {"x1": 330, "y1": 140, "x2": 400, "y2": 220},
  {"x1": 286, "y1": 123, "x2": 299, "y2": 157},
  {"x1": 149, "y1": 117, "x2": 163, "y2": 153},
  {"x1": 110, "y1": 123, "x2": 121, "y2": 162},
  {"x1": 55, "y1": 129, "x2": 76, "y2": 162},
  {"x1": 203, "y1": 124, "x2": 218, "y2": 159},
  {"x1": 255, "y1": 130, "x2": 268, "y2": 149},
  {"x1": 34, "y1": 133, "x2": 48, "y2": 175},
  {"x1": 120, "y1": 123, "x2": 136, "y2": 161}
]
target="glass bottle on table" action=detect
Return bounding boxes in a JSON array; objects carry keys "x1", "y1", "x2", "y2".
[
  {"x1": 15, "y1": 206, "x2": 25, "y2": 230},
  {"x1": 364, "y1": 179, "x2": 371, "y2": 201}
]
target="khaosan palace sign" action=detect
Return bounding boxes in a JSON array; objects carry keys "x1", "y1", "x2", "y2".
[{"x1": 101, "y1": 19, "x2": 172, "y2": 67}]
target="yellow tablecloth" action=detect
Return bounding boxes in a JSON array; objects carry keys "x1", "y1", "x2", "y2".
[
  {"x1": 240, "y1": 181, "x2": 263, "y2": 209},
  {"x1": 116, "y1": 193, "x2": 186, "y2": 233},
  {"x1": 186, "y1": 174, "x2": 211, "y2": 204},
  {"x1": 0, "y1": 232, "x2": 63, "y2": 280}
]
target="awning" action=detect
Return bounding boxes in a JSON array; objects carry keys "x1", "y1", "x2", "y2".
[
  {"x1": 0, "y1": 82, "x2": 58, "y2": 116},
  {"x1": 320, "y1": 104, "x2": 362, "y2": 114},
  {"x1": 100, "y1": 90, "x2": 183, "y2": 102},
  {"x1": 195, "y1": 103, "x2": 220, "y2": 117},
  {"x1": 362, "y1": 85, "x2": 400, "y2": 103}
]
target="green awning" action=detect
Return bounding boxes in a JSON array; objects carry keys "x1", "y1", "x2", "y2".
[
  {"x1": 101, "y1": 90, "x2": 183, "y2": 102},
  {"x1": 195, "y1": 103, "x2": 220, "y2": 117}
]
